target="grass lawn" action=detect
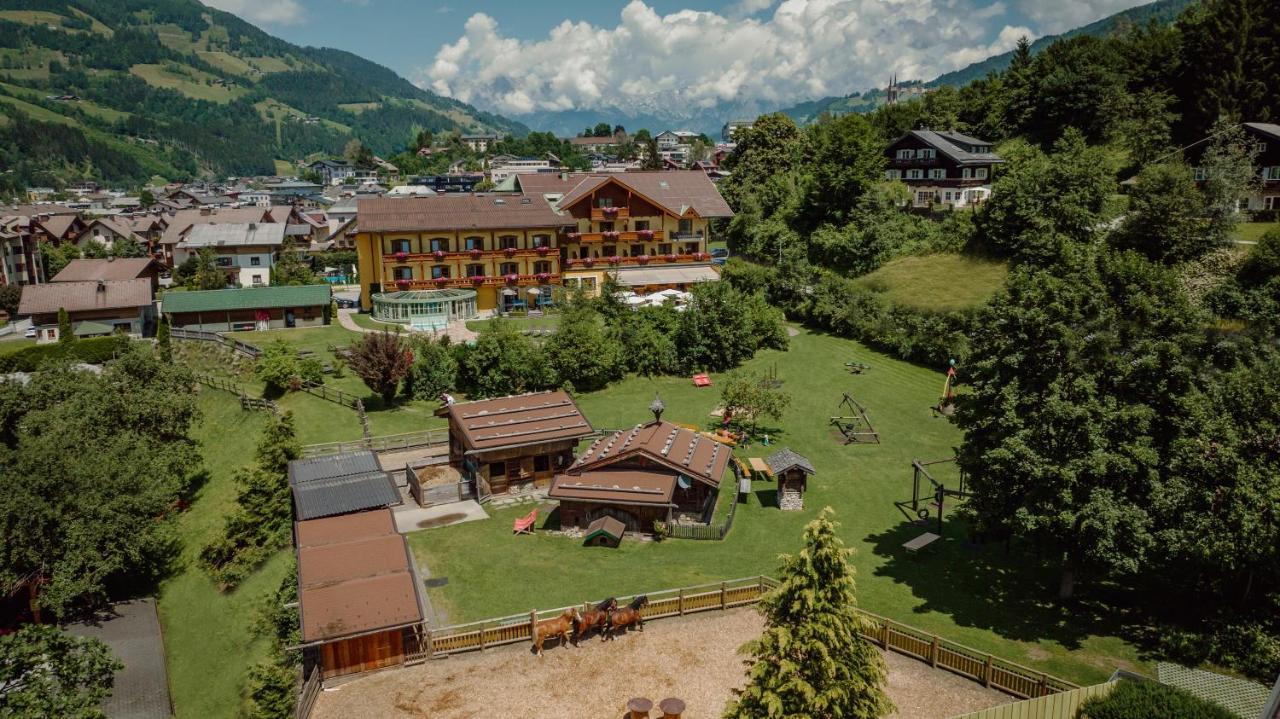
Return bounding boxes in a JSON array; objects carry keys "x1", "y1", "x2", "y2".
[
  {"x1": 465, "y1": 313, "x2": 561, "y2": 333},
  {"x1": 157, "y1": 392, "x2": 292, "y2": 719},
  {"x1": 1234, "y1": 221, "x2": 1278, "y2": 244},
  {"x1": 0, "y1": 338, "x2": 37, "y2": 355},
  {"x1": 129, "y1": 63, "x2": 245, "y2": 103},
  {"x1": 855, "y1": 253, "x2": 1009, "y2": 312},
  {"x1": 407, "y1": 326, "x2": 1147, "y2": 685}
]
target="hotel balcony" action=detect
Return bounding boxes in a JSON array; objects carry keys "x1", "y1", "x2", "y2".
[
  {"x1": 381, "y1": 247, "x2": 557, "y2": 263},
  {"x1": 562, "y1": 253, "x2": 710, "y2": 270},
  {"x1": 390, "y1": 273, "x2": 562, "y2": 290},
  {"x1": 590, "y1": 207, "x2": 630, "y2": 221},
  {"x1": 565, "y1": 229, "x2": 666, "y2": 243}
]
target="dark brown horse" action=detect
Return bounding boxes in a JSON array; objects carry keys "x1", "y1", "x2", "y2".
[
  {"x1": 606, "y1": 596, "x2": 649, "y2": 640},
  {"x1": 532, "y1": 607, "x2": 580, "y2": 657},
  {"x1": 573, "y1": 597, "x2": 617, "y2": 644}
]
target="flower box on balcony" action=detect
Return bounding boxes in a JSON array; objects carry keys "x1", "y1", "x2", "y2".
[
  {"x1": 469, "y1": 249, "x2": 483, "y2": 259},
  {"x1": 602, "y1": 206, "x2": 619, "y2": 215},
  {"x1": 395, "y1": 279, "x2": 411, "y2": 289},
  {"x1": 536, "y1": 246, "x2": 551, "y2": 256},
  {"x1": 503, "y1": 273, "x2": 518, "y2": 284},
  {"x1": 503, "y1": 247, "x2": 516, "y2": 257},
  {"x1": 433, "y1": 250, "x2": 446, "y2": 260},
  {"x1": 636, "y1": 255, "x2": 650, "y2": 265},
  {"x1": 665, "y1": 254, "x2": 678, "y2": 262},
  {"x1": 583, "y1": 258, "x2": 595, "y2": 268},
  {"x1": 693, "y1": 252, "x2": 707, "y2": 261},
  {"x1": 433, "y1": 276, "x2": 448, "y2": 286},
  {"x1": 536, "y1": 272, "x2": 550, "y2": 282},
  {"x1": 471, "y1": 275, "x2": 487, "y2": 284},
  {"x1": 394, "y1": 251, "x2": 408, "y2": 261},
  {"x1": 603, "y1": 231, "x2": 620, "y2": 240},
  {"x1": 638, "y1": 229, "x2": 654, "y2": 239},
  {"x1": 566, "y1": 232, "x2": 580, "y2": 240},
  {"x1": 607, "y1": 255, "x2": 621, "y2": 265}
]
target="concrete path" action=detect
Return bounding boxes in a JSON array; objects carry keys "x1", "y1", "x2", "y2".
[
  {"x1": 66, "y1": 599, "x2": 173, "y2": 719},
  {"x1": 394, "y1": 498, "x2": 489, "y2": 534}
]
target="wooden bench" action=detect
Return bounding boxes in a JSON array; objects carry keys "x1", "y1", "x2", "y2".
[
  {"x1": 748, "y1": 457, "x2": 773, "y2": 480},
  {"x1": 903, "y1": 532, "x2": 940, "y2": 553}
]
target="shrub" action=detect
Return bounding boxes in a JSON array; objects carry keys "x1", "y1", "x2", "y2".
[
  {"x1": 1077, "y1": 680, "x2": 1235, "y2": 719},
  {"x1": 0, "y1": 335, "x2": 130, "y2": 372}
]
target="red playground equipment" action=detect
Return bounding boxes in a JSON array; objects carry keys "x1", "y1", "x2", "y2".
[{"x1": 692, "y1": 373, "x2": 712, "y2": 387}]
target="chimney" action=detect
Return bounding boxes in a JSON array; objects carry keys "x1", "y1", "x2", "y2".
[
  {"x1": 649, "y1": 394, "x2": 665, "y2": 424},
  {"x1": 658, "y1": 698, "x2": 685, "y2": 719}
]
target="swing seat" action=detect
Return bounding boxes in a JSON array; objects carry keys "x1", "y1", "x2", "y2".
[{"x1": 903, "y1": 532, "x2": 940, "y2": 553}]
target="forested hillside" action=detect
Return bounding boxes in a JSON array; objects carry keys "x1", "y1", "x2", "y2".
[{"x1": 0, "y1": 0, "x2": 527, "y2": 189}]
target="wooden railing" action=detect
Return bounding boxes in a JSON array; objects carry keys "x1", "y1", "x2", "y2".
[
  {"x1": 194, "y1": 374, "x2": 280, "y2": 415},
  {"x1": 170, "y1": 328, "x2": 262, "y2": 358},
  {"x1": 590, "y1": 207, "x2": 630, "y2": 221},
  {"x1": 295, "y1": 667, "x2": 322, "y2": 719},
  {"x1": 400, "y1": 575, "x2": 1078, "y2": 701},
  {"x1": 298, "y1": 381, "x2": 362, "y2": 409},
  {"x1": 563, "y1": 253, "x2": 710, "y2": 269},
  {"x1": 300, "y1": 428, "x2": 449, "y2": 457}
]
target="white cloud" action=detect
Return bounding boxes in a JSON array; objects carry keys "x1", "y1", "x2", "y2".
[
  {"x1": 417, "y1": 0, "x2": 1084, "y2": 117},
  {"x1": 203, "y1": 0, "x2": 304, "y2": 25},
  {"x1": 1010, "y1": 0, "x2": 1146, "y2": 34},
  {"x1": 726, "y1": 0, "x2": 776, "y2": 18}
]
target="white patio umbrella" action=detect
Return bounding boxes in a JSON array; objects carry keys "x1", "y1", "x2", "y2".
[{"x1": 526, "y1": 286, "x2": 541, "y2": 295}]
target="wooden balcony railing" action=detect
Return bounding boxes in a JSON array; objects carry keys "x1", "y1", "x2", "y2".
[
  {"x1": 390, "y1": 273, "x2": 562, "y2": 290},
  {"x1": 382, "y1": 248, "x2": 555, "y2": 263},
  {"x1": 590, "y1": 207, "x2": 630, "y2": 221},
  {"x1": 562, "y1": 253, "x2": 710, "y2": 270},
  {"x1": 565, "y1": 229, "x2": 666, "y2": 243}
]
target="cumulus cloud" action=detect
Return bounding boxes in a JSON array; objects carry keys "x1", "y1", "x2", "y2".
[
  {"x1": 1010, "y1": 0, "x2": 1144, "y2": 34},
  {"x1": 203, "y1": 0, "x2": 304, "y2": 25},
  {"x1": 417, "y1": 0, "x2": 1096, "y2": 117}
]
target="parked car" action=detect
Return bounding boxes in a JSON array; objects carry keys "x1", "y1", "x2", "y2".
[
  {"x1": 24, "y1": 327, "x2": 37, "y2": 338},
  {"x1": 710, "y1": 248, "x2": 729, "y2": 259},
  {"x1": 335, "y1": 297, "x2": 359, "y2": 309}
]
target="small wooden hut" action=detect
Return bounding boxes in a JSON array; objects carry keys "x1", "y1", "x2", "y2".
[
  {"x1": 765, "y1": 448, "x2": 815, "y2": 511},
  {"x1": 584, "y1": 516, "x2": 625, "y2": 547}
]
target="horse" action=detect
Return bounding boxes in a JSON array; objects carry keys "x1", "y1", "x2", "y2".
[
  {"x1": 573, "y1": 597, "x2": 617, "y2": 644},
  {"x1": 606, "y1": 596, "x2": 649, "y2": 640},
  {"x1": 532, "y1": 607, "x2": 580, "y2": 657}
]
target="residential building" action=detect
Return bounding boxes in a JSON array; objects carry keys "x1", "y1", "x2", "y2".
[
  {"x1": 884, "y1": 129, "x2": 1004, "y2": 208},
  {"x1": 656, "y1": 130, "x2": 699, "y2": 150},
  {"x1": 157, "y1": 207, "x2": 280, "y2": 266},
  {"x1": 161, "y1": 284, "x2": 332, "y2": 332},
  {"x1": 175, "y1": 222, "x2": 286, "y2": 287},
  {"x1": 722, "y1": 120, "x2": 753, "y2": 142},
  {"x1": 18, "y1": 278, "x2": 156, "y2": 342},
  {"x1": 442, "y1": 391, "x2": 594, "y2": 495},
  {"x1": 51, "y1": 258, "x2": 166, "y2": 296},
  {"x1": 487, "y1": 156, "x2": 557, "y2": 184},
  {"x1": 461, "y1": 133, "x2": 499, "y2": 152},
  {"x1": 569, "y1": 135, "x2": 623, "y2": 151},
  {"x1": 409, "y1": 174, "x2": 484, "y2": 194},
  {"x1": 307, "y1": 159, "x2": 356, "y2": 185},
  {"x1": 516, "y1": 171, "x2": 731, "y2": 295},
  {"x1": 354, "y1": 194, "x2": 569, "y2": 313},
  {"x1": 1188, "y1": 122, "x2": 1280, "y2": 212},
  {"x1": 78, "y1": 218, "x2": 146, "y2": 251}
]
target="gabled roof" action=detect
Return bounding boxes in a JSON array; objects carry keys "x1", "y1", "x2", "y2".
[
  {"x1": 357, "y1": 194, "x2": 568, "y2": 233},
  {"x1": 177, "y1": 222, "x2": 286, "y2": 249},
  {"x1": 81, "y1": 217, "x2": 145, "y2": 243},
  {"x1": 161, "y1": 285, "x2": 331, "y2": 314},
  {"x1": 18, "y1": 279, "x2": 153, "y2": 316},
  {"x1": 1244, "y1": 122, "x2": 1280, "y2": 144},
  {"x1": 892, "y1": 130, "x2": 1004, "y2": 165},
  {"x1": 555, "y1": 171, "x2": 733, "y2": 218},
  {"x1": 446, "y1": 390, "x2": 593, "y2": 452},
  {"x1": 37, "y1": 214, "x2": 82, "y2": 239},
  {"x1": 765, "y1": 447, "x2": 815, "y2": 476},
  {"x1": 158, "y1": 207, "x2": 273, "y2": 245},
  {"x1": 52, "y1": 258, "x2": 163, "y2": 283},
  {"x1": 569, "y1": 419, "x2": 731, "y2": 488}
]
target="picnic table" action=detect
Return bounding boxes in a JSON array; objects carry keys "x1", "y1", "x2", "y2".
[
  {"x1": 903, "y1": 532, "x2": 940, "y2": 553},
  {"x1": 748, "y1": 457, "x2": 773, "y2": 479}
]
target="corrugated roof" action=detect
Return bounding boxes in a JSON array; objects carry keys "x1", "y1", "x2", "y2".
[
  {"x1": 295, "y1": 508, "x2": 423, "y2": 643},
  {"x1": 52, "y1": 258, "x2": 162, "y2": 283},
  {"x1": 178, "y1": 222, "x2": 286, "y2": 248},
  {"x1": 161, "y1": 285, "x2": 330, "y2": 314},
  {"x1": 358, "y1": 194, "x2": 567, "y2": 233},
  {"x1": 557, "y1": 171, "x2": 734, "y2": 218},
  {"x1": 289, "y1": 451, "x2": 382, "y2": 484},
  {"x1": 447, "y1": 391, "x2": 593, "y2": 452},
  {"x1": 569, "y1": 419, "x2": 731, "y2": 489},
  {"x1": 292, "y1": 472, "x2": 401, "y2": 521},
  {"x1": 18, "y1": 279, "x2": 153, "y2": 316},
  {"x1": 765, "y1": 447, "x2": 815, "y2": 476}
]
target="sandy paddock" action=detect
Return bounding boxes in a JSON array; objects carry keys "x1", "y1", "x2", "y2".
[{"x1": 312, "y1": 608, "x2": 1012, "y2": 719}]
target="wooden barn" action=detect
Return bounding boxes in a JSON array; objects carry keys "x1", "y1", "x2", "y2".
[
  {"x1": 549, "y1": 416, "x2": 733, "y2": 534},
  {"x1": 442, "y1": 391, "x2": 594, "y2": 495},
  {"x1": 295, "y1": 509, "x2": 425, "y2": 678}
]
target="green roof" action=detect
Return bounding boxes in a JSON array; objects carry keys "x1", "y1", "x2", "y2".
[
  {"x1": 72, "y1": 320, "x2": 115, "y2": 336},
  {"x1": 161, "y1": 285, "x2": 331, "y2": 314}
]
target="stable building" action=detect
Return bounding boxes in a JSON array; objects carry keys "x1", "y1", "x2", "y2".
[
  {"x1": 294, "y1": 509, "x2": 425, "y2": 678},
  {"x1": 161, "y1": 284, "x2": 331, "y2": 332},
  {"x1": 288, "y1": 451, "x2": 401, "y2": 521},
  {"x1": 549, "y1": 414, "x2": 733, "y2": 534},
  {"x1": 442, "y1": 390, "x2": 594, "y2": 495}
]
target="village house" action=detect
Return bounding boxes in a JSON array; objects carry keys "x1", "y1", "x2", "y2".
[
  {"x1": 162, "y1": 284, "x2": 331, "y2": 332},
  {"x1": 18, "y1": 278, "x2": 156, "y2": 342},
  {"x1": 487, "y1": 155, "x2": 558, "y2": 184},
  {"x1": 1187, "y1": 122, "x2": 1280, "y2": 212},
  {"x1": 51, "y1": 257, "x2": 166, "y2": 295},
  {"x1": 77, "y1": 217, "x2": 147, "y2": 251},
  {"x1": 884, "y1": 129, "x2": 1004, "y2": 208},
  {"x1": 175, "y1": 222, "x2": 286, "y2": 288},
  {"x1": 461, "y1": 133, "x2": 499, "y2": 152},
  {"x1": 156, "y1": 206, "x2": 282, "y2": 266},
  {"x1": 354, "y1": 193, "x2": 568, "y2": 314},
  {"x1": 441, "y1": 390, "x2": 594, "y2": 496},
  {"x1": 549, "y1": 405, "x2": 733, "y2": 534},
  {"x1": 307, "y1": 159, "x2": 357, "y2": 186},
  {"x1": 513, "y1": 170, "x2": 731, "y2": 295}
]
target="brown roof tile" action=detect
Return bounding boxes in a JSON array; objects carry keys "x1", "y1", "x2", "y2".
[
  {"x1": 569, "y1": 420, "x2": 731, "y2": 489},
  {"x1": 557, "y1": 171, "x2": 733, "y2": 218},
  {"x1": 357, "y1": 194, "x2": 569, "y2": 232},
  {"x1": 548, "y1": 468, "x2": 677, "y2": 506},
  {"x1": 158, "y1": 207, "x2": 274, "y2": 245},
  {"x1": 447, "y1": 390, "x2": 594, "y2": 452},
  {"x1": 52, "y1": 258, "x2": 162, "y2": 283},
  {"x1": 295, "y1": 506, "x2": 396, "y2": 548},
  {"x1": 18, "y1": 279, "x2": 153, "y2": 316}
]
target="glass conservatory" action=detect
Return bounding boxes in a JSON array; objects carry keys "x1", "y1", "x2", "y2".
[{"x1": 370, "y1": 288, "x2": 478, "y2": 332}]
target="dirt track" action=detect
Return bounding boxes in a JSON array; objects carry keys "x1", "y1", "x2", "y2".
[{"x1": 312, "y1": 607, "x2": 1011, "y2": 719}]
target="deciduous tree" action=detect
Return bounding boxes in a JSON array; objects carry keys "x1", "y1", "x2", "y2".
[
  {"x1": 347, "y1": 329, "x2": 413, "y2": 404},
  {"x1": 0, "y1": 624, "x2": 121, "y2": 719},
  {"x1": 543, "y1": 302, "x2": 621, "y2": 391}
]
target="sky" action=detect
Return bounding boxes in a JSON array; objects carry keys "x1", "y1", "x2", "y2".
[{"x1": 204, "y1": 0, "x2": 1152, "y2": 115}]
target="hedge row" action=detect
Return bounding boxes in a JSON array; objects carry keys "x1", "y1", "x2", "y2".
[{"x1": 0, "y1": 335, "x2": 132, "y2": 372}]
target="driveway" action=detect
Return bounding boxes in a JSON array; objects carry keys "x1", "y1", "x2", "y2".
[{"x1": 65, "y1": 599, "x2": 173, "y2": 719}]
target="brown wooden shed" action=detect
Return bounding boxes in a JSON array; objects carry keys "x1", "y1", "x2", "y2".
[{"x1": 765, "y1": 448, "x2": 815, "y2": 511}]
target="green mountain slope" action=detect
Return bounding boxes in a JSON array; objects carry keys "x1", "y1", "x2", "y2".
[
  {"x1": 0, "y1": 0, "x2": 527, "y2": 188},
  {"x1": 777, "y1": 0, "x2": 1195, "y2": 126}
]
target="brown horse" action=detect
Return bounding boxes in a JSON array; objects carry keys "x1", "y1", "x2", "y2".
[
  {"x1": 532, "y1": 608, "x2": 579, "y2": 657},
  {"x1": 573, "y1": 597, "x2": 617, "y2": 644},
  {"x1": 606, "y1": 596, "x2": 649, "y2": 640}
]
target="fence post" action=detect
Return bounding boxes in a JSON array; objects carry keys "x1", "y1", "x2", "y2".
[
  {"x1": 930, "y1": 635, "x2": 939, "y2": 667},
  {"x1": 983, "y1": 654, "x2": 993, "y2": 687},
  {"x1": 425, "y1": 625, "x2": 434, "y2": 658},
  {"x1": 529, "y1": 610, "x2": 537, "y2": 642},
  {"x1": 1038, "y1": 673, "x2": 1048, "y2": 697},
  {"x1": 720, "y1": 581, "x2": 727, "y2": 610},
  {"x1": 678, "y1": 588, "x2": 685, "y2": 615},
  {"x1": 880, "y1": 619, "x2": 890, "y2": 648},
  {"x1": 479, "y1": 621, "x2": 487, "y2": 651}
]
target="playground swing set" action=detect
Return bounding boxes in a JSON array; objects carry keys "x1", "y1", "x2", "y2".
[
  {"x1": 933, "y1": 359, "x2": 958, "y2": 416},
  {"x1": 829, "y1": 393, "x2": 880, "y2": 444},
  {"x1": 894, "y1": 457, "x2": 972, "y2": 552}
]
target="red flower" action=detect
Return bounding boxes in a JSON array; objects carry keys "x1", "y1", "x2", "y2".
[
  {"x1": 433, "y1": 276, "x2": 448, "y2": 285},
  {"x1": 603, "y1": 206, "x2": 619, "y2": 215},
  {"x1": 395, "y1": 279, "x2": 410, "y2": 288},
  {"x1": 536, "y1": 272, "x2": 550, "y2": 281},
  {"x1": 503, "y1": 247, "x2": 516, "y2": 257},
  {"x1": 638, "y1": 229, "x2": 654, "y2": 239},
  {"x1": 604, "y1": 231, "x2": 620, "y2": 240},
  {"x1": 637, "y1": 255, "x2": 650, "y2": 264},
  {"x1": 433, "y1": 250, "x2": 446, "y2": 260},
  {"x1": 583, "y1": 258, "x2": 595, "y2": 267},
  {"x1": 469, "y1": 248, "x2": 482, "y2": 259},
  {"x1": 394, "y1": 251, "x2": 408, "y2": 261},
  {"x1": 504, "y1": 273, "x2": 518, "y2": 283},
  {"x1": 665, "y1": 254, "x2": 678, "y2": 262},
  {"x1": 471, "y1": 275, "x2": 486, "y2": 284},
  {"x1": 536, "y1": 246, "x2": 550, "y2": 256},
  {"x1": 608, "y1": 255, "x2": 621, "y2": 265},
  {"x1": 693, "y1": 252, "x2": 707, "y2": 261}
]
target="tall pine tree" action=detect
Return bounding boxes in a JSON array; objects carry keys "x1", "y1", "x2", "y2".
[{"x1": 725, "y1": 507, "x2": 892, "y2": 719}]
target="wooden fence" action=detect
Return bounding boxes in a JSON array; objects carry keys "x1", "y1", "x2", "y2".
[
  {"x1": 947, "y1": 681, "x2": 1116, "y2": 719},
  {"x1": 397, "y1": 575, "x2": 1078, "y2": 702},
  {"x1": 170, "y1": 328, "x2": 262, "y2": 358},
  {"x1": 298, "y1": 381, "x2": 362, "y2": 409},
  {"x1": 300, "y1": 428, "x2": 448, "y2": 458},
  {"x1": 657, "y1": 494, "x2": 738, "y2": 540},
  {"x1": 295, "y1": 667, "x2": 322, "y2": 719},
  {"x1": 194, "y1": 374, "x2": 279, "y2": 414}
]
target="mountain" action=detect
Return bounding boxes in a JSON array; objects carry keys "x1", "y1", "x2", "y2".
[
  {"x1": 0, "y1": 0, "x2": 527, "y2": 187},
  {"x1": 770, "y1": 0, "x2": 1195, "y2": 127}
]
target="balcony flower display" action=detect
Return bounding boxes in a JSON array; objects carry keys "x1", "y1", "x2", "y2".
[
  {"x1": 504, "y1": 273, "x2": 518, "y2": 284},
  {"x1": 636, "y1": 254, "x2": 650, "y2": 265},
  {"x1": 565, "y1": 259, "x2": 577, "y2": 268},
  {"x1": 603, "y1": 230, "x2": 620, "y2": 240},
  {"x1": 665, "y1": 253, "x2": 678, "y2": 262},
  {"x1": 566, "y1": 232, "x2": 580, "y2": 240},
  {"x1": 693, "y1": 252, "x2": 707, "y2": 261},
  {"x1": 433, "y1": 249, "x2": 446, "y2": 260},
  {"x1": 471, "y1": 274, "x2": 487, "y2": 284},
  {"x1": 536, "y1": 272, "x2": 550, "y2": 282},
  {"x1": 503, "y1": 247, "x2": 517, "y2": 257},
  {"x1": 536, "y1": 245, "x2": 550, "y2": 256},
  {"x1": 638, "y1": 229, "x2": 654, "y2": 239},
  {"x1": 433, "y1": 276, "x2": 448, "y2": 286},
  {"x1": 602, "y1": 206, "x2": 619, "y2": 215},
  {"x1": 607, "y1": 255, "x2": 621, "y2": 265},
  {"x1": 469, "y1": 248, "x2": 482, "y2": 259},
  {"x1": 395, "y1": 279, "x2": 410, "y2": 289},
  {"x1": 583, "y1": 257, "x2": 595, "y2": 267},
  {"x1": 394, "y1": 251, "x2": 408, "y2": 261}
]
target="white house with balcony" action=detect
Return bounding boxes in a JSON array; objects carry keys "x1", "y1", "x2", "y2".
[{"x1": 175, "y1": 222, "x2": 286, "y2": 288}]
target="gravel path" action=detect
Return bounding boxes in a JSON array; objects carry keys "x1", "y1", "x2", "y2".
[{"x1": 312, "y1": 607, "x2": 1011, "y2": 719}]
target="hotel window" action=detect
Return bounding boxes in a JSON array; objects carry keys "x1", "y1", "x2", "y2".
[
  {"x1": 466, "y1": 263, "x2": 485, "y2": 277},
  {"x1": 906, "y1": 169, "x2": 922, "y2": 180},
  {"x1": 884, "y1": 169, "x2": 901, "y2": 180},
  {"x1": 630, "y1": 244, "x2": 644, "y2": 257},
  {"x1": 962, "y1": 168, "x2": 973, "y2": 179},
  {"x1": 929, "y1": 169, "x2": 945, "y2": 179},
  {"x1": 658, "y1": 243, "x2": 672, "y2": 255},
  {"x1": 599, "y1": 221, "x2": 614, "y2": 232},
  {"x1": 678, "y1": 219, "x2": 693, "y2": 235},
  {"x1": 684, "y1": 242, "x2": 698, "y2": 254},
  {"x1": 597, "y1": 197, "x2": 614, "y2": 208},
  {"x1": 919, "y1": 149, "x2": 936, "y2": 160},
  {"x1": 392, "y1": 239, "x2": 412, "y2": 254},
  {"x1": 532, "y1": 234, "x2": 551, "y2": 248},
  {"x1": 430, "y1": 237, "x2": 450, "y2": 252},
  {"x1": 602, "y1": 245, "x2": 616, "y2": 257},
  {"x1": 896, "y1": 149, "x2": 914, "y2": 160},
  {"x1": 500, "y1": 262, "x2": 518, "y2": 275},
  {"x1": 393, "y1": 266, "x2": 413, "y2": 280},
  {"x1": 499, "y1": 235, "x2": 518, "y2": 250},
  {"x1": 250, "y1": 256, "x2": 261, "y2": 266},
  {"x1": 976, "y1": 168, "x2": 988, "y2": 180},
  {"x1": 533, "y1": 260, "x2": 552, "y2": 274},
  {"x1": 431, "y1": 265, "x2": 450, "y2": 279},
  {"x1": 464, "y1": 236, "x2": 484, "y2": 251},
  {"x1": 916, "y1": 191, "x2": 931, "y2": 205},
  {"x1": 634, "y1": 220, "x2": 649, "y2": 231}
]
